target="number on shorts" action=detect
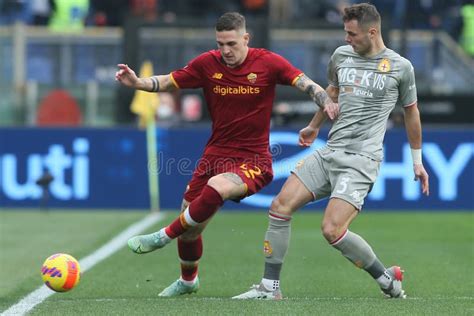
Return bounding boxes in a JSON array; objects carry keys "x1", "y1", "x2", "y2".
[
  {"x1": 336, "y1": 176, "x2": 350, "y2": 194},
  {"x1": 240, "y1": 164, "x2": 262, "y2": 179}
]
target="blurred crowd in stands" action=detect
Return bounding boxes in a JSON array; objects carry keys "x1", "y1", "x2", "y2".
[
  {"x1": 0, "y1": 0, "x2": 472, "y2": 56},
  {"x1": 0, "y1": 0, "x2": 472, "y2": 126}
]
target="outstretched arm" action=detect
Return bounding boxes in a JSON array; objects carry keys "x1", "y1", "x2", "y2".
[
  {"x1": 404, "y1": 103, "x2": 429, "y2": 196},
  {"x1": 298, "y1": 86, "x2": 339, "y2": 147},
  {"x1": 294, "y1": 75, "x2": 339, "y2": 120},
  {"x1": 115, "y1": 64, "x2": 178, "y2": 92}
]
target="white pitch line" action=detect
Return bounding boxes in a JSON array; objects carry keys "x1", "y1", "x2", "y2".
[{"x1": 1, "y1": 212, "x2": 165, "y2": 316}]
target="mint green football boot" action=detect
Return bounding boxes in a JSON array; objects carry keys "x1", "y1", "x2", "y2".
[
  {"x1": 127, "y1": 229, "x2": 170, "y2": 254},
  {"x1": 158, "y1": 278, "x2": 200, "y2": 297}
]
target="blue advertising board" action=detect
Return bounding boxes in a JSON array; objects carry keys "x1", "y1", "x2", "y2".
[
  {"x1": 0, "y1": 128, "x2": 149, "y2": 208},
  {"x1": 0, "y1": 127, "x2": 473, "y2": 210}
]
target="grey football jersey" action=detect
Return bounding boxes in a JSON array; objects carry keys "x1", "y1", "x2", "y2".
[{"x1": 327, "y1": 45, "x2": 417, "y2": 161}]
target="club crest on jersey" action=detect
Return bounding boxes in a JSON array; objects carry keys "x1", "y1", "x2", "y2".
[
  {"x1": 212, "y1": 73, "x2": 223, "y2": 79},
  {"x1": 247, "y1": 72, "x2": 257, "y2": 84},
  {"x1": 377, "y1": 58, "x2": 391, "y2": 72}
]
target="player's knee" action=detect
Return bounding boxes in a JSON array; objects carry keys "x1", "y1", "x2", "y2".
[
  {"x1": 321, "y1": 219, "x2": 343, "y2": 243},
  {"x1": 270, "y1": 195, "x2": 292, "y2": 216},
  {"x1": 206, "y1": 176, "x2": 228, "y2": 197},
  {"x1": 207, "y1": 173, "x2": 243, "y2": 200}
]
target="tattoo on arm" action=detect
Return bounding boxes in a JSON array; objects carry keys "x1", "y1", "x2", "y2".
[
  {"x1": 222, "y1": 172, "x2": 244, "y2": 185},
  {"x1": 296, "y1": 75, "x2": 329, "y2": 109},
  {"x1": 295, "y1": 74, "x2": 310, "y2": 91},
  {"x1": 313, "y1": 90, "x2": 329, "y2": 108},
  {"x1": 305, "y1": 83, "x2": 329, "y2": 109},
  {"x1": 305, "y1": 84, "x2": 317, "y2": 102}
]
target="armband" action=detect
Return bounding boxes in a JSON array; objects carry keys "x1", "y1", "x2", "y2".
[
  {"x1": 411, "y1": 148, "x2": 422, "y2": 165},
  {"x1": 150, "y1": 76, "x2": 159, "y2": 92}
]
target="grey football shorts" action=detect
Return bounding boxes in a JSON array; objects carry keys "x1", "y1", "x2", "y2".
[{"x1": 292, "y1": 146, "x2": 380, "y2": 210}]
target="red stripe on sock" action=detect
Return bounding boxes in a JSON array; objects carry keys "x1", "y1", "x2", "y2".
[
  {"x1": 330, "y1": 229, "x2": 348, "y2": 245},
  {"x1": 268, "y1": 211, "x2": 291, "y2": 221}
]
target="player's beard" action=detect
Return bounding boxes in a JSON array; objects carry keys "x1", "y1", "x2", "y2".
[
  {"x1": 353, "y1": 44, "x2": 368, "y2": 56},
  {"x1": 354, "y1": 37, "x2": 372, "y2": 56},
  {"x1": 223, "y1": 55, "x2": 236, "y2": 66}
]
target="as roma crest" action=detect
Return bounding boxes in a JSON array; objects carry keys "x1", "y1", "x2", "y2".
[{"x1": 247, "y1": 72, "x2": 257, "y2": 84}]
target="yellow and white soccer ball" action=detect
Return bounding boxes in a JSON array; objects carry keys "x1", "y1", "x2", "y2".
[{"x1": 41, "y1": 253, "x2": 81, "y2": 292}]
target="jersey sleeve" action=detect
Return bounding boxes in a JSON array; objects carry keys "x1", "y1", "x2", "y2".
[
  {"x1": 397, "y1": 59, "x2": 417, "y2": 107},
  {"x1": 327, "y1": 51, "x2": 338, "y2": 87},
  {"x1": 270, "y1": 52, "x2": 303, "y2": 85},
  {"x1": 170, "y1": 54, "x2": 206, "y2": 89}
]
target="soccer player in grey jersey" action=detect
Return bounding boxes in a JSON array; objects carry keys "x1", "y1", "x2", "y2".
[{"x1": 234, "y1": 3, "x2": 429, "y2": 300}]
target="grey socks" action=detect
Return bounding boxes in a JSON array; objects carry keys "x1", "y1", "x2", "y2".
[
  {"x1": 262, "y1": 211, "x2": 291, "y2": 281},
  {"x1": 331, "y1": 230, "x2": 386, "y2": 279}
]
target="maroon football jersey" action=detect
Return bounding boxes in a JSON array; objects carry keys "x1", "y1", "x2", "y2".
[{"x1": 171, "y1": 48, "x2": 303, "y2": 159}]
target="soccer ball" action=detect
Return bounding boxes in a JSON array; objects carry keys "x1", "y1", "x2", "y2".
[{"x1": 41, "y1": 253, "x2": 81, "y2": 292}]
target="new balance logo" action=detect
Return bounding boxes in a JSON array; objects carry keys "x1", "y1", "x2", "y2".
[
  {"x1": 212, "y1": 73, "x2": 223, "y2": 79},
  {"x1": 343, "y1": 57, "x2": 354, "y2": 64}
]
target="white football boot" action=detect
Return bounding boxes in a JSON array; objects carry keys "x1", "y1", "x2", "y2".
[
  {"x1": 232, "y1": 283, "x2": 282, "y2": 300},
  {"x1": 381, "y1": 266, "x2": 406, "y2": 298}
]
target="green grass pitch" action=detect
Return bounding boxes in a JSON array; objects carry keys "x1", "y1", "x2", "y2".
[{"x1": 0, "y1": 209, "x2": 473, "y2": 315}]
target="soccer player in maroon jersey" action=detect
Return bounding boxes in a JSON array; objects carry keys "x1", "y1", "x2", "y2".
[{"x1": 115, "y1": 12, "x2": 338, "y2": 297}]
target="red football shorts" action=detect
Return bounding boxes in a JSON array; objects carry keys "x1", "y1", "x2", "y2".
[{"x1": 183, "y1": 154, "x2": 273, "y2": 202}]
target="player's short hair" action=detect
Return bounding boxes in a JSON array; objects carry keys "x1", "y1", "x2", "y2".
[
  {"x1": 342, "y1": 3, "x2": 381, "y2": 29},
  {"x1": 215, "y1": 12, "x2": 246, "y2": 32}
]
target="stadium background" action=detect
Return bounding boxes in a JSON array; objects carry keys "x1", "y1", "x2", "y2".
[
  {"x1": 0, "y1": 1, "x2": 473, "y2": 315},
  {"x1": 0, "y1": 0, "x2": 472, "y2": 210}
]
